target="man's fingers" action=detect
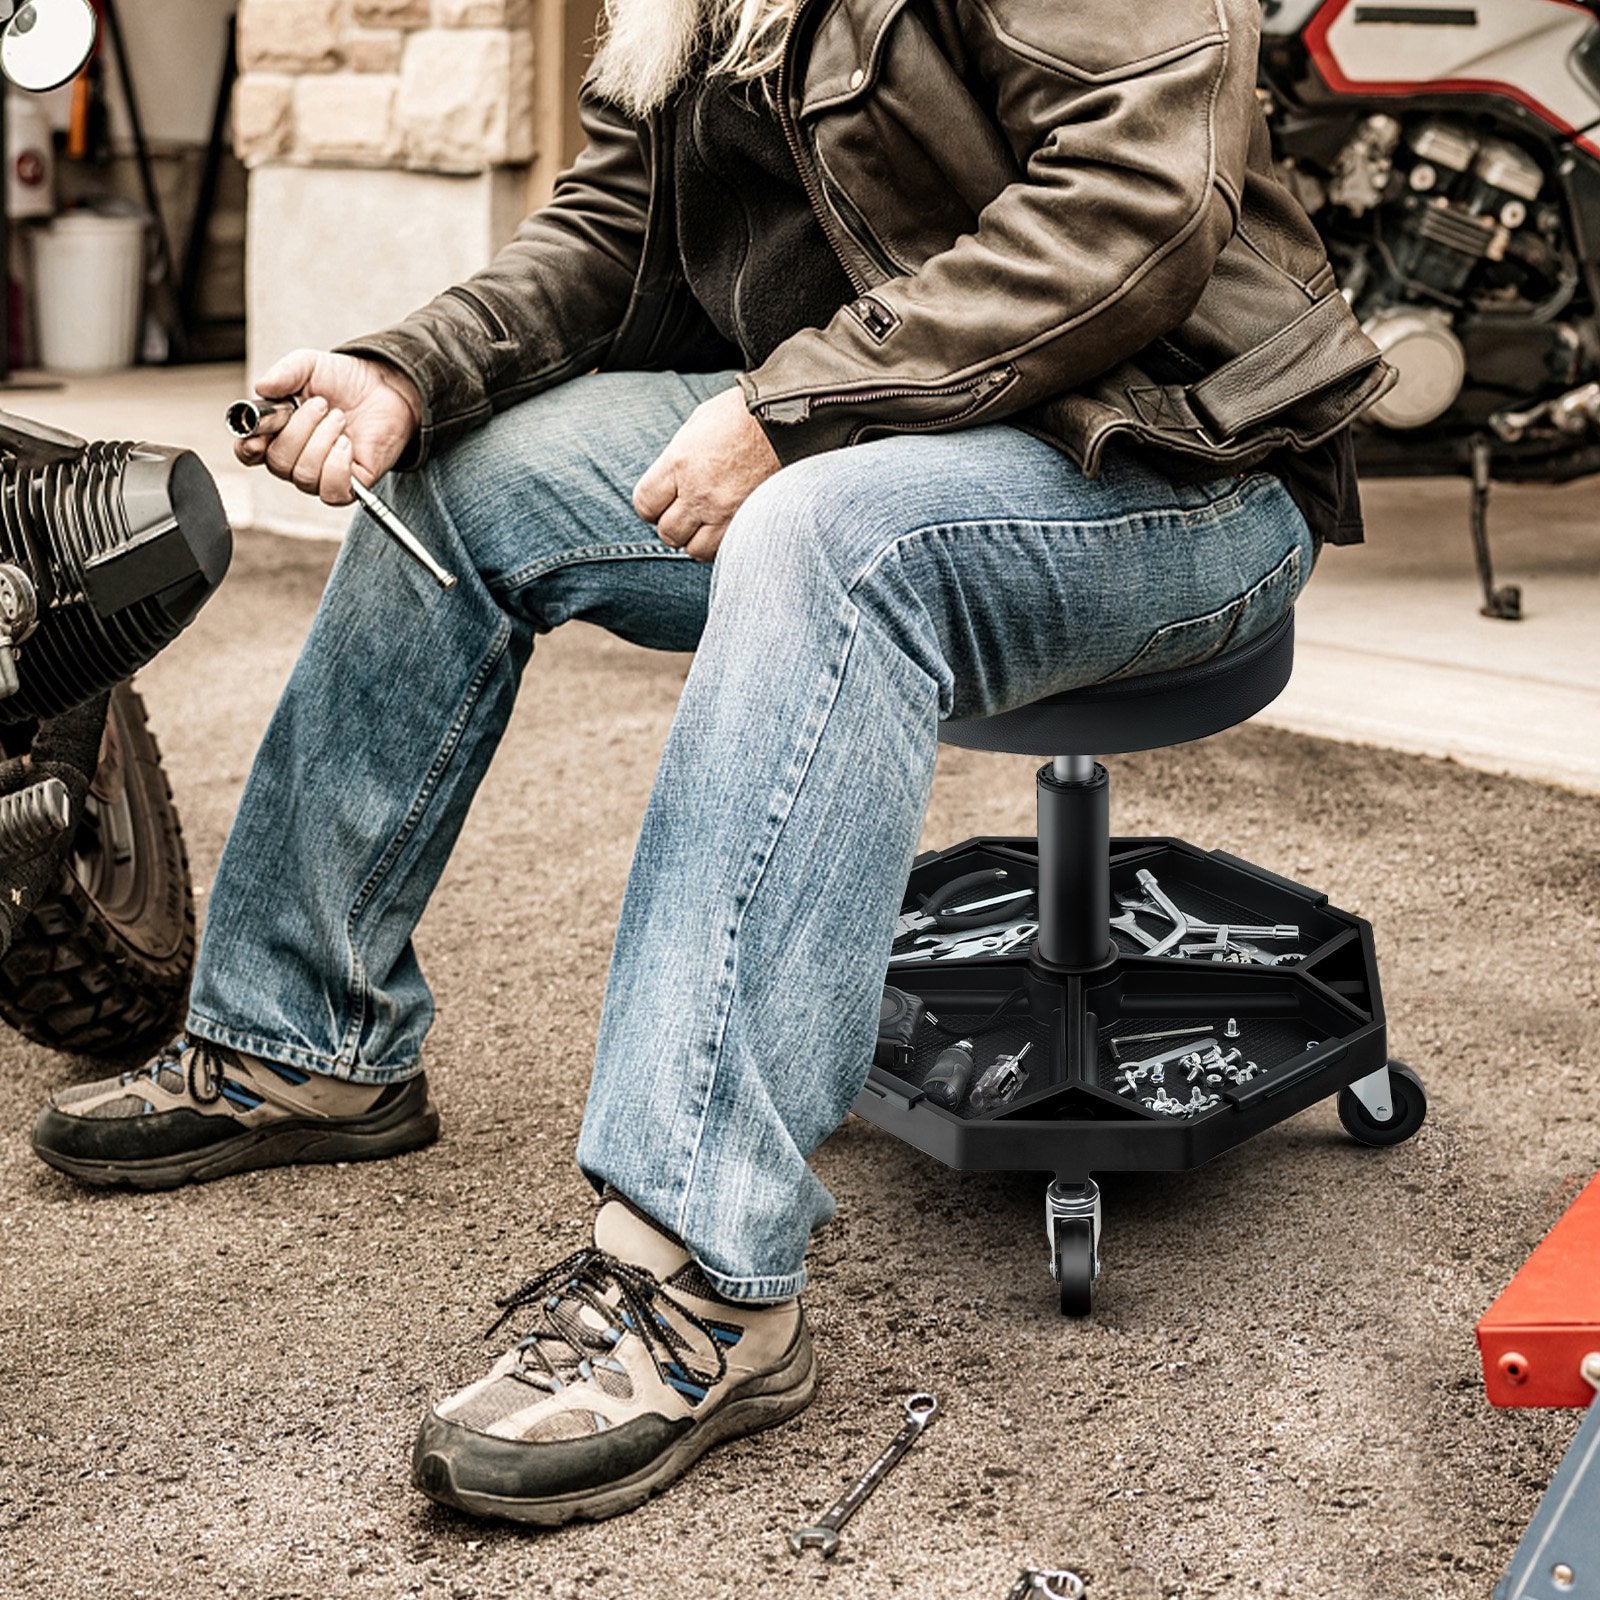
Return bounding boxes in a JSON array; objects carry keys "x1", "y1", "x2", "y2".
[
  {"x1": 264, "y1": 395, "x2": 328, "y2": 482},
  {"x1": 291, "y1": 407, "x2": 347, "y2": 496},
  {"x1": 320, "y1": 437, "x2": 356, "y2": 507},
  {"x1": 256, "y1": 348, "x2": 318, "y2": 401},
  {"x1": 234, "y1": 436, "x2": 268, "y2": 469},
  {"x1": 633, "y1": 456, "x2": 678, "y2": 524},
  {"x1": 685, "y1": 523, "x2": 727, "y2": 564},
  {"x1": 655, "y1": 501, "x2": 701, "y2": 549}
]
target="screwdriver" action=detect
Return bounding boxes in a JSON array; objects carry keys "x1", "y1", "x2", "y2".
[
  {"x1": 921, "y1": 1038, "x2": 976, "y2": 1111},
  {"x1": 225, "y1": 396, "x2": 457, "y2": 591}
]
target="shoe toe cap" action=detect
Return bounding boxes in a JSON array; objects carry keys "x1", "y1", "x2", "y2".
[
  {"x1": 411, "y1": 1407, "x2": 689, "y2": 1512},
  {"x1": 32, "y1": 1101, "x2": 236, "y2": 1164}
]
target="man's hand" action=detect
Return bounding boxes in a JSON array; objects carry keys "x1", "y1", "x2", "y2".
[
  {"x1": 235, "y1": 349, "x2": 424, "y2": 506},
  {"x1": 633, "y1": 386, "x2": 782, "y2": 562}
]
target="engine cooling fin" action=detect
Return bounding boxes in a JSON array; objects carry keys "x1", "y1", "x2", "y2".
[{"x1": 0, "y1": 441, "x2": 231, "y2": 723}]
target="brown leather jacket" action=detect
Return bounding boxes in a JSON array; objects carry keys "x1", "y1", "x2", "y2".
[{"x1": 343, "y1": 0, "x2": 1393, "y2": 475}]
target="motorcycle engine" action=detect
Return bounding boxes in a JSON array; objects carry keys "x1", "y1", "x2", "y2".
[
  {"x1": 0, "y1": 419, "x2": 232, "y2": 723},
  {"x1": 1317, "y1": 114, "x2": 1557, "y2": 430}
]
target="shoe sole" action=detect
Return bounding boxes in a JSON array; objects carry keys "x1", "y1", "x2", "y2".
[
  {"x1": 411, "y1": 1319, "x2": 818, "y2": 1527},
  {"x1": 31, "y1": 1084, "x2": 440, "y2": 1191}
]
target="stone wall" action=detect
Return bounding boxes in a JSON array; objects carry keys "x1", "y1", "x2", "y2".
[
  {"x1": 233, "y1": 0, "x2": 537, "y2": 176},
  {"x1": 228, "y1": 0, "x2": 587, "y2": 535}
]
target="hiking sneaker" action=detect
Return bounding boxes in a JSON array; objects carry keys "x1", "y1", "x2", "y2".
[
  {"x1": 31, "y1": 1035, "x2": 438, "y2": 1190},
  {"x1": 411, "y1": 1194, "x2": 817, "y2": 1525}
]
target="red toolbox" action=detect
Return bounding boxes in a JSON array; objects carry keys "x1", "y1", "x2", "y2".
[{"x1": 1477, "y1": 1174, "x2": 1600, "y2": 1598}]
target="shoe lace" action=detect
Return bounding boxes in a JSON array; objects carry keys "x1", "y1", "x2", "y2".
[
  {"x1": 123, "y1": 1037, "x2": 224, "y2": 1106},
  {"x1": 485, "y1": 1247, "x2": 728, "y2": 1395}
]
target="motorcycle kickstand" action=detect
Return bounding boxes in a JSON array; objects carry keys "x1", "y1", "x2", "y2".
[{"x1": 1468, "y1": 434, "x2": 1522, "y2": 622}]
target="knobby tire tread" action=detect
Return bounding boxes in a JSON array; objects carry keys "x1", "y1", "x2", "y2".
[{"x1": 0, "y1": 685, "x2": 194, "y2": 1056}]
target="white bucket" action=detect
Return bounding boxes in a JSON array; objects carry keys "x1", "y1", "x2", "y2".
[{"x1": 31, "y1": 213, "x2": 148, "y2": 374}]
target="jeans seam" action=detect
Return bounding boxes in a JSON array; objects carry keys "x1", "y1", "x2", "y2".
[
  {"x1": 493, "y1": 541, "x2": 692, "y2": 600},
  {"x1": 341, "y1": 610, "x2": 513, "y2": 1043},
  {"x1": 671, "y1": 600, "x2": 863, "y2": 1245},
  {"x1": 695, "y1": 1264, "x2": 807, "y2": 1302},
  {"x1": 835, "y1": 471, "x2": 1284, "y2": 596},
  {"x1": 335, "y1": 465, "x2": 518, "y2": 1068},
  {"x1": 184, "y1": 1013, "x2": 420, "y2": 1085}
]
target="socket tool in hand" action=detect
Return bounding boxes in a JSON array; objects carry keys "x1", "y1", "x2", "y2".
[
  {"x1": 226, "y1": 397, "x2": 457, "y2": 591},
  {"x1": 789, "y1": 1392, "x2": 938, "y2": 1558}
]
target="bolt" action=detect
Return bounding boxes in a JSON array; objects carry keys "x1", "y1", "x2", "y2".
[
  {"x1": 1552, "y1": 1565, "x2": 1575, "y2": 1591},
  {"x1": 1225, "y1": 1018, "x2": 1240, "y2": 1039}
]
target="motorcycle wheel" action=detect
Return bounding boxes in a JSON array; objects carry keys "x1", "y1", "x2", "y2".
[{"x1": 0, "y1": 683, "x2": 194, "y2": 1055}]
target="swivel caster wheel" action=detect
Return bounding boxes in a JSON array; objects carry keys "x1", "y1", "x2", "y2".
[
  {"x1": 1046, "y1": 1178, "x2": 1100, "y2": 1317},
  {"x1": 1338, "y1": 1060, "x2": 1427, "y2": 1147},
  {"x1": 1052, "y1": 1219, "x2": 1095, "y2": 1316}
]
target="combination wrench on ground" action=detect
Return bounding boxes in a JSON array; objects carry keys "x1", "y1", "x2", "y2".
[{"x1": 789, "y1": 1392, "x2": 939, "y2": 1557}]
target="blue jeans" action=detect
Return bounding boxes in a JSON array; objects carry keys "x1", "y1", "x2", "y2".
[{"x1": 187, "y1": 368, "x2": 1313, "y2": 1301}]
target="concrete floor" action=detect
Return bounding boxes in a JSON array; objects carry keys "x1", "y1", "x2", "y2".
[
  {"x1": 16, "y1": 363, "x2": 1600, "y2": 794},
  {"x1": 2, "y1": 530, "x2": 1598, "y2": 1599}
]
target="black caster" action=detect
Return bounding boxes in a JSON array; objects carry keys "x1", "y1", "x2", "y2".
[
  {"x1": 1338, "y1": 1060, "x2": 1427, "y2": 1147},
  {"x1": 1047, "y1": 1178, "x2": 1099, "y2": 1317}
]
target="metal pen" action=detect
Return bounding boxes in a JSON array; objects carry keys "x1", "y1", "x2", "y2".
[{"x1": 225, "y1": 396, "x2": 457, "y2": 591}]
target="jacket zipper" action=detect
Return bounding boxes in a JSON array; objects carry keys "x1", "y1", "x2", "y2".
[
  {"x1": 816, "y1": 164, "x2": 902, "y2": 285},
  {"x1": 766, "y1": 4, "x2": 1012, "y2": 428},
  {"x1": 444, "y1": 285, "x2": 509, "y2": 343},
  {"x1": 809, "y1": 368, "x2": 1013, "y2": 408},
  {"x1": 776, "y1": 0, "x2": 873, "y2": 296}
]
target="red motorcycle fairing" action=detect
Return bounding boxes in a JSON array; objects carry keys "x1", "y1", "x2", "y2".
[{"x1": 1304, "y1": 0, "x2": 1600, "y2": 157}]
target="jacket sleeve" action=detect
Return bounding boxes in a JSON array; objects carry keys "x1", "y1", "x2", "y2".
[
  {"x1": 739, "y1": 3, "x2": 1258, "y2": 463},
  {"x1": 336, "y1": 91, "x2": 650, "y2": 467}
]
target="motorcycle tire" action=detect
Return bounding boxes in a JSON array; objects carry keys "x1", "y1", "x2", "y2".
[{"x1": 0, "y1": 682, "x2": 194, "y2": 1056}]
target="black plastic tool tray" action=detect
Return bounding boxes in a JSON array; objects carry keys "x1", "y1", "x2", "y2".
[{"x1": 855, "y1": 835, "x2": 1388, "y2": 1182}]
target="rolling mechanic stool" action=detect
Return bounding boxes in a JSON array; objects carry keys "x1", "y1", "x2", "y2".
[{"x1": 855, "y1": 611, "x2": 1428, "y2": 1315}]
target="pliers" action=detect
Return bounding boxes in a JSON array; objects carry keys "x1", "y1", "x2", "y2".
[
  {"x1": 893, "y1": 868, "x2": 1035, "y2": 944},
  {"x1": 889, "y1": 869, "x2": 1039, "y2": 967}
]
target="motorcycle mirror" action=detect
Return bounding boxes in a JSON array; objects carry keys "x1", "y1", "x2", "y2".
[{"x1": 0, "y1": 0, "x2": 97, "y2": 94}]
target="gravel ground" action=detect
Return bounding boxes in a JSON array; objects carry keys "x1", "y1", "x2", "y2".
[{"x1": 2, "y1": 531, "x2": 1596, "y2": 1600}]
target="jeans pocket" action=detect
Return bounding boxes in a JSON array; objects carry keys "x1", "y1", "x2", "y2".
[{"x1": 1092, "y1": 543, "x2": 1303, "y2": 686}]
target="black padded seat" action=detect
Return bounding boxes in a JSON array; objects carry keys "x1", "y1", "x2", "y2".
[{"x1": 940, "y1": 610, "x2": 1295, "y2": 758}]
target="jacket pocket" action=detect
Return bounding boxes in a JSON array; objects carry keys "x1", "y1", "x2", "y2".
[
  {"x1": 443, "y1": 285, "x2": 511, "y2": 344},
  {"x1": 1091, "y1": 542, "x2": 1302, "y2": 686}
]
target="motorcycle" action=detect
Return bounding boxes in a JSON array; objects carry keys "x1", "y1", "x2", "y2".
[
  {"x1": 1259, "y1": 0, "x2": 1600, "y2": 617},
  {"x1": 0, "y1": 0, "x2": 230, "y2": 1055}
]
